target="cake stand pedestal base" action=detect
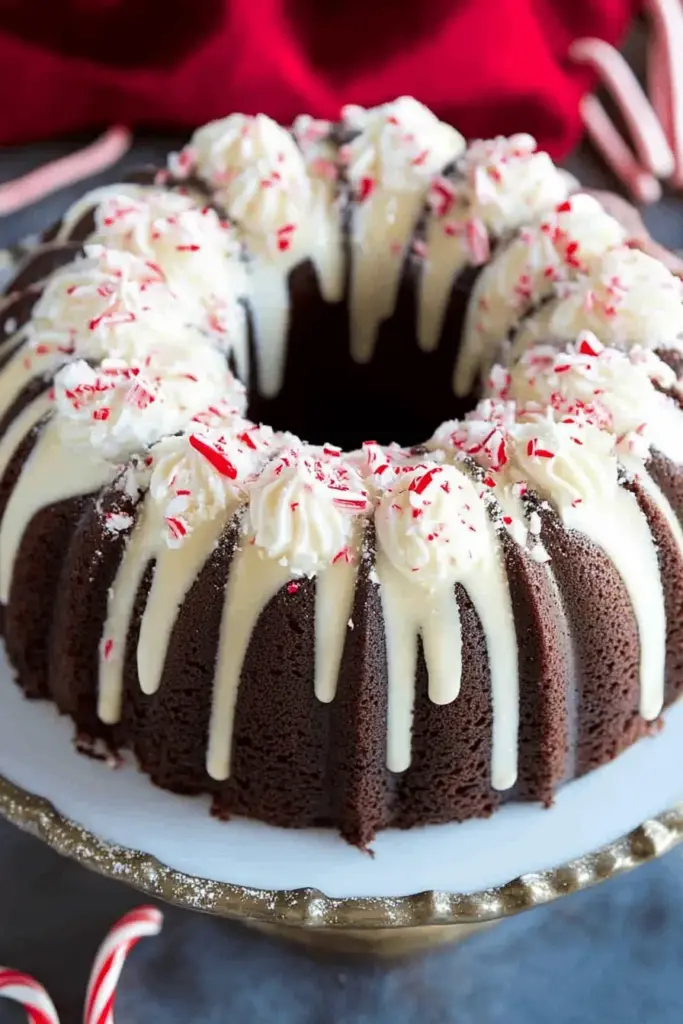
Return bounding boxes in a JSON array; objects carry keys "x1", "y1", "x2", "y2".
[{"x1": 246, "y1": 920, "x2": 498, "y2": 956}]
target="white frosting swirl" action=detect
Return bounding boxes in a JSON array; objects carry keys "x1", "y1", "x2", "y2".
[
  {"x1": 431, "y1": 399, "x2": 517, "y2": 473},
  {"x1": 509, "y1": 416, "x2": 619, "y2": 512},
  {"x1": 87, "y1": 190, "x2": 248, "y2": 333},
  {"x1": 53, "y1": 354, "x2": 242, "y2": 461},
  {"x1": 176, "y1": 114, "x2": 311, "y2": 242},
  {"x1": 246, "y1": 448, "x2": 370, "y2": 576},
  {"x1": 508, "y1": 334, "x2": 683, "y2": 462},
  {"x1": 125, "y1": 332, "x2": 246, "y2": 414},
  {"x1": 517, "y1": 245, "x2": 683, "y2": 353},
  {"x1": 57, "y1": 184, "x2": 151, "y2": 241},
  {"x1": 469, "y1": 195, "x2": 625, "y2": 357},
  {"x1": 457, "y1": 134, "x2": 568, "y2": 235},
  {"x1": 430, "y1": 392, "x2": 623, "y2": 545},
  {"x1": 341, "y1": 97, "x2": 465, "y2": 191},
  {"x1": 27, "y1": 245, "x2": 180, "y2": 368},
  {"x1": 24, "y1": 244, "x2": 247, "y2": 400},
  {"x1": 375, "y1": 463, "x2": 490, "y2": 586},
  {"x1": 150, "y1": 423, "x2": 260, "y2": 546}
]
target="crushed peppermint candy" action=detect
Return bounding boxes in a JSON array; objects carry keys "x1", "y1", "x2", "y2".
[
  {"x1": 340, "y1": 97, "x2": 465, "y2": 192},
  {"x1": 507, "y1": 335, "x2": 683, "y2": 463},
  {"x1": 177, "y1": 113, "x2": 311, "y2": 249},
  {"x1": 53, "y1": 358, "x2": 208, "y2": 462},
  {"x1": 375, "y1": 462, "x2": 491, "y2": 586},
  {"x1": 149, "y1": 425, "x2": 263, "y2": 547},
  {"x1": 246, "y1": 447, "x2": 370, "y2": 575},
  {"x1": 103, "y1": 510, "x2": 135, "y2": 534},
  {"x1": 87, "y1": 190, "x2": 247, "y2": 331}
]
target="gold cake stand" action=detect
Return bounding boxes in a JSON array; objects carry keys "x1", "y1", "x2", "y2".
[{"x1": 0, "y1": 772, "x2": 681, "y2": 955}]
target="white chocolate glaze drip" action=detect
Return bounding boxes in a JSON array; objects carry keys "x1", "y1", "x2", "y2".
[
  {"x1": 247, "y1": 139, "x2": 346, "y2": 395},
  {"x1": 349, "y1": 188, "x2": 429, "y2": 364},
  {"x1": 377, "y1": 515, "x2": 519, "y2": 786},
  {"x1": 239, "y1": 165, "x2": 345, "y2": 396},
  {"x1": 314, "y1": 544, "x2": 360, "y2": 703},
  {"x1": 171, "y1": 111, "x2": 344, "y2": 397},
  {"x1": 0, "y1": 417, "x2": 113, "y2": 602},
  {"x1": 374, "y1": 463, "x2": 518, "y2": 786},
  {"x1": 417, "y1": 218, "x2": 471, "y2": 355},
  {"x1": 208, "y1": 523, "x2": 363, "y2": 780},
  {"x1": 136, "y1": 515, "x2": 227, "y2": 697},
  {"x1": 0, "y1": 324, "x2": 27, "y2": 363},
  {"x1": 0, "y1": 392, "x2": 52, "y2": 483},
  {"x1": 208, "y1": 538, "x2": 293, "y2": 780},
  {"x1": 376, "y1": 547, "x2": 462, "y2": 773},
  {"x1": 419, "y1": 139, "x2": 570, "y2": 359},
  {"x1": 247, "y1": 261, "x2": 294, "y2": 396},
  {"x1": 343, "y1": 98, "x2": 465, "y2": 364},
  {"x1": 564, "y1": 490, "x2": 665, "y2": 720},
  {"x1": 0, "y1": 347, "x2": 55, "y2": 424},
  {"x1": 99, "y1": 423, "x2": 263, "y2": 720},
  {"x1": 98, "y1": 508, "x2": 153, "y2": 724},
  {"x1": 638, "y1": 467, "x2": 683, "y2": 567},
  {"x1": 465, "y1": 538, "x2": 519, "y2": 788}
]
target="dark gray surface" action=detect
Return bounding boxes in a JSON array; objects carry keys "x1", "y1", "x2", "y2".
[
  {"x1": 1, "y1": 139, "x2": 683, "y2": 1024},
  {"x1": 1, "y1": 815, "x2": 683, "y2": 1024}
]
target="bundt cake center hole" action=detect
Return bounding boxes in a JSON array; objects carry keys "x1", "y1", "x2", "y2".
[{"x1": 248, "y1": 384, "x2": 465, "y2": 452}]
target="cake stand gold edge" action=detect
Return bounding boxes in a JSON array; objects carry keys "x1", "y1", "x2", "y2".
[{"x1": 0, "y1": 772, "x2": 681, "y2": 929}]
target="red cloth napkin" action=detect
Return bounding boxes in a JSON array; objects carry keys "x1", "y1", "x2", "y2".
[{"x1": 0, "y1": 0, "x2": 640, "y2": 155}]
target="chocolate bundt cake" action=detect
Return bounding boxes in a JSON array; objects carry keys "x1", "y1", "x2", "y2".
[{"x1": 2, "y1": 96, "x2": 683, "y2": 847}]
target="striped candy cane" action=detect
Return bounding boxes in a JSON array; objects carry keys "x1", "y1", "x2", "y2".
[
  {"x1": 0, "y1": 967, "x2": 60, "y2": 1024},
  {"x1": 0, "y1": 126, "x2": 132, "y2": 218},
  {"x1": 570, "y1": 0, "x2": 683, "y2": 201},
  {"x1": 84, "y1": 906, "x2": 163, "y2": 1024}
]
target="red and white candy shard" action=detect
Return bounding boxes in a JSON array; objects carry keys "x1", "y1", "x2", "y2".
[
  {"x1": 246, "y1": 446, "x2": 371, "y2": 575},
  {"x1": 375, "y1": 462, "x2": 491, "y2": 585},
  {"x1": 149, "y1": 423, "x2": 264, "y2": 546}
]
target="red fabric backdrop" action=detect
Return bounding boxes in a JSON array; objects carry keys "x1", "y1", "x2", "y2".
[{"x1": 0, "y1": 0, "x2": 640, "y2": 154}]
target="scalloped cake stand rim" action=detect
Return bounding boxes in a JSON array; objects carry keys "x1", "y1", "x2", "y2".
[{"x1": 1, "y1": 648, "x2": 682, "y2": 927}]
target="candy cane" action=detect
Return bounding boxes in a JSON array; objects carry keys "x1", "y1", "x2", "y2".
[
  {"x1": 0, "y1": 126, "x2": 132, "y2": 217},
  {"x1": 570, "y1": 37, "x2": 674, "y2": 180},
  {"x1": 571, "y1": 0, "x2": 683, "y2": 199},
  {"x1": 84, "y1": 906, "x2": 163, "y2": 1024},
  {"x1": 0, "y1": 967, "x2": 60, "y2": 1024},
  {"x1": 646, "y1": 0, "x2": 683, "y2": 187},
  {"x1": 577, "y1": 93, "x2": 663, "y2": 205}
]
